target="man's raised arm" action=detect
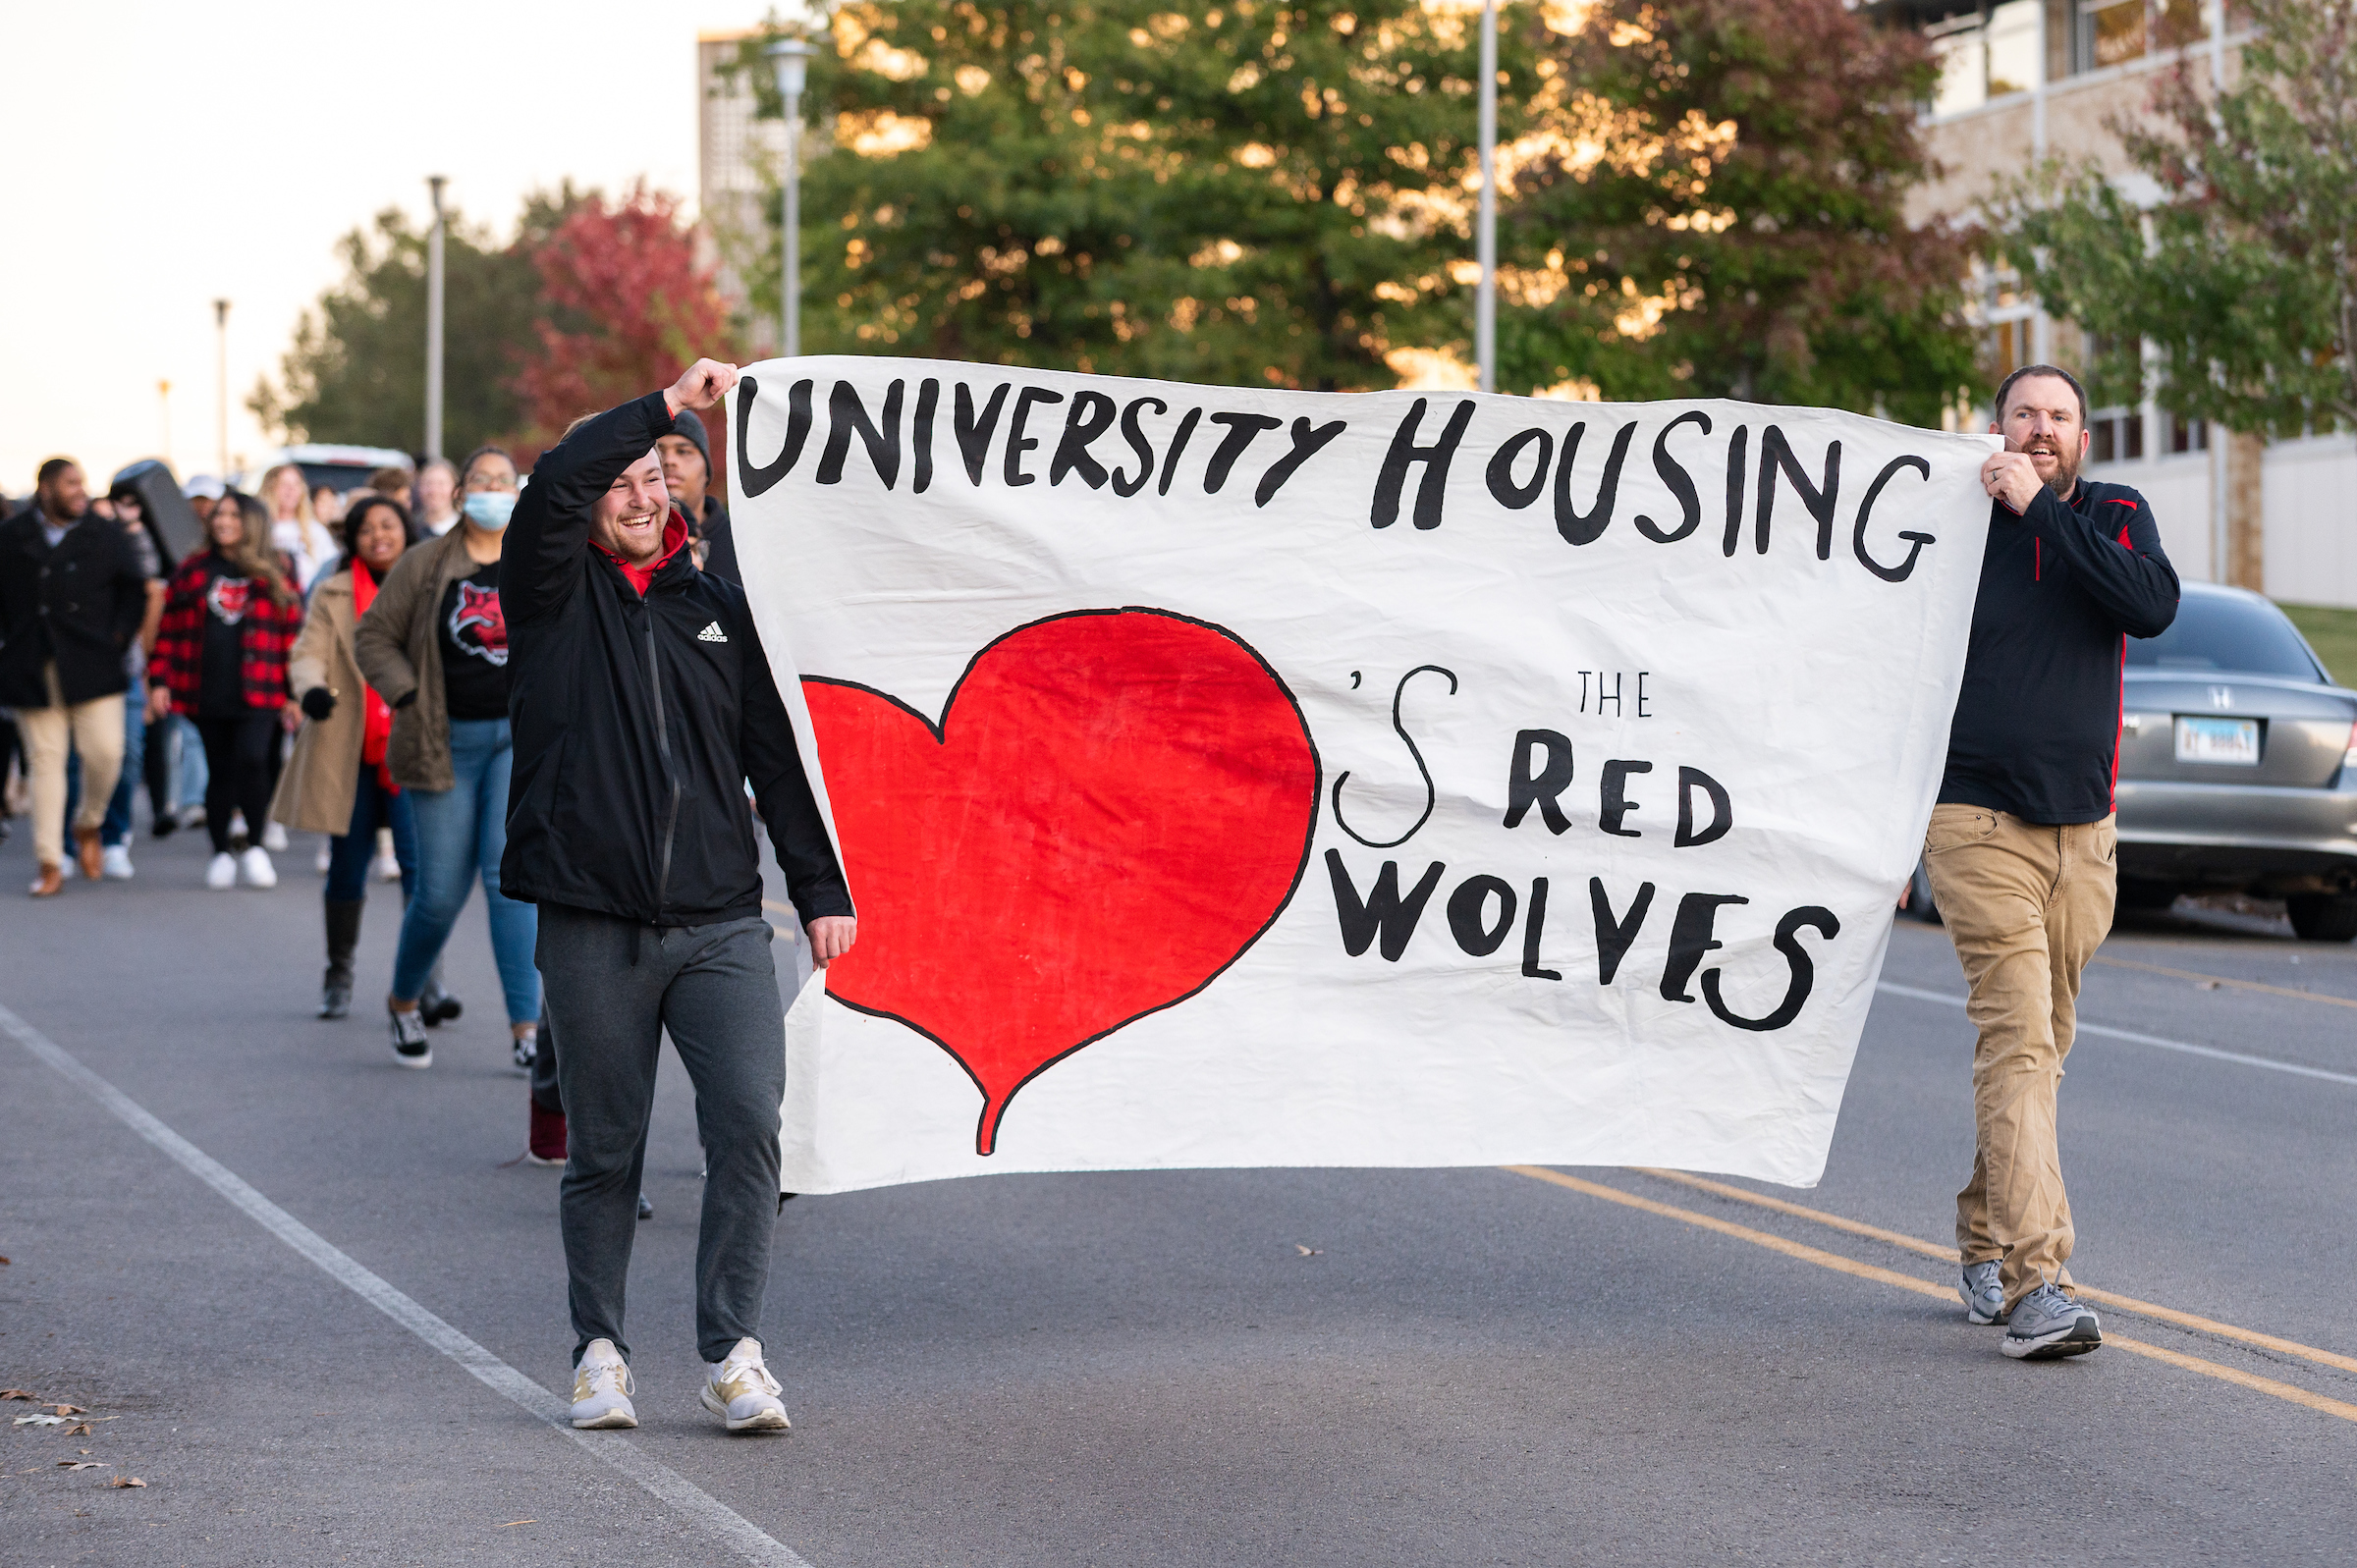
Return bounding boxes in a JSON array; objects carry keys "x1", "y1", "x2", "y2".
[{"x1": 502, "y1": 360, "x2": 740, "y2": 624}]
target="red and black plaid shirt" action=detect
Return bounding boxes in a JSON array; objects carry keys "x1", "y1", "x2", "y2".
[{"x1": 148, "y1": 552, "x2": 302, "y2": 716}]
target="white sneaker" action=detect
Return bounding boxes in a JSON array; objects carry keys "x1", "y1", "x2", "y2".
[
  {"x1": 570, "y1": 1339, "x2": 636, "y2": 1429},
  {"x1": 699, "y1": 1338, "x2": 790, "y2": 1433},
  {"x1": 373, "y1": 826, "x2": 401, "y2": 882},
  {"x1": 262, "y1": 820, "x2": 289, "y2": 851},
  {"x1": 100, "y1": 844, "x2": 136, "y2": 881},
  {"x1": 228, "y1": 810, "x2": 247, "y2": 841},
  {"x1": 240, "y1": 846, "x2": 278, "y2": 888},
  {"x1": 315, "y1": 839, "x2": 332, "y2": 874},
  {"x1": 205, "y1": 851, "x2": 238, "y2": 890}
]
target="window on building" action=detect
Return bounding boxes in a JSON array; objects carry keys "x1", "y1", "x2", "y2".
[
  {"x1": 2166, "y1": 411, "x2": 2208, "y2": 454},
  {"x1": 1928, "y1": 0, "x2": 2048, "y2": 113},
  {"x1": 2074, "y1": 0, "x2": 2212, "y2": 71},
  {"x1": 1985, "y1": 318, "x2": 2032, "y2": 385},
  {"x1": 2087, "y1": 408, "x2": 2144, "y2": 464},
  {"x1": 1985, "y1": 0, "x2": 2045, "y2": 94}
]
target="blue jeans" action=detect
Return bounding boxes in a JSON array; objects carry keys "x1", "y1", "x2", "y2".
[
  {"x1": 391, "y1": 718, "x2": 539, "y2": 1025},
  {"x1": 326, "y1": 766, "x2": 417, "y2": 903},
  {"x1": 101, "y1": 672, "x2": 146, "y2": 847},
  {"x1": 173, "y1": 714, "x2": 206, "y2": 815}
]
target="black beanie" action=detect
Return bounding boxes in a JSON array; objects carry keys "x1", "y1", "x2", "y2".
[{"x1": 667, "y1": 407, "x2": 711, "y2": 472}]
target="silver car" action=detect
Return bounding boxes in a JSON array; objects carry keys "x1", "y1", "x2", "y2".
[{"x1": 1908, "y1": 583, "x2": 2357, "y2": 942}]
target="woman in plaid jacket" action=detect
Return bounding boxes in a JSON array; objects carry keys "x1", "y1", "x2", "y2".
[{"x1": 146, "y1": 490, "x2": 302, "y2": 890}]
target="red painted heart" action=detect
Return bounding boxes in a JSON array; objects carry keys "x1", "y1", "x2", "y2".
[{"x1": 803, "y1": 610, "x2": 1321, "y2": 1154}]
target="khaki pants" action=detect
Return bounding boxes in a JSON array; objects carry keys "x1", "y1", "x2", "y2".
[
  {"x1": 1921, "y1": 804, "x2": 2115, "y2": 1310},
  {"x1": 19, "y1": 663, "x2": 126, "y2": 872}
]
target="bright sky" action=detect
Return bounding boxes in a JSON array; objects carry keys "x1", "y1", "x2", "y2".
[{"x1": 0, "y1": 0, "x2": 789, "y2": 499}]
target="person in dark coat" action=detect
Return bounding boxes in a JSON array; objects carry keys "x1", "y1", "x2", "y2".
[
  {"x1": 655, "y1": 405, "x2": 737, "y2": 581},
  {"x1": 0, "y1": 459, "x2": 149, "y2": 893},
  {"x1": 502, "y1": 357, "x2": 852, "y2": 1434}
]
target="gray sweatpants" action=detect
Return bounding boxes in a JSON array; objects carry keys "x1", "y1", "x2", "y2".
[{"x1": 536, "y1": 902, "x2": 786, "y2": 1367}]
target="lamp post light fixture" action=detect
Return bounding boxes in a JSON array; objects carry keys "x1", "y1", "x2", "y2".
[
  {"x1": 426, "y1": 175, "x2": 448, "y2": 461},
  {"x1": 768, "y1": 36, "x2": 816, "y2": 358},
  {"x1": 212, "y1": 298, "x2": 231, "y2": 480}
]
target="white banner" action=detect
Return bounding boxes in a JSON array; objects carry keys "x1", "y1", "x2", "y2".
[{"x1": 727, "y1": 357, "x2": 1995, "y2": 1194}]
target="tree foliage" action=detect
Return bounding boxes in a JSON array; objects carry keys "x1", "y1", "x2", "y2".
[
  {"x1": 252, "y1": 197, "x2": 573, "y2": 456},
  {"x1": 1990, "y1": 0, "x2": 2357, "y2": 434},
  {"x1": 731, "y1": 0, "x2": 1542, "y2": 390},
  {"x1": 1496, "y1": 0, "x2": 1978, "y2": 419},
  {"x1": 512, "y1": 184, "x2": 741, "y2": 442}
]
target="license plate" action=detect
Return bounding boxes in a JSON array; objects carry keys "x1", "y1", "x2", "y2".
[{"x1": 2175, "y1": 716, "x2": 2261, "y2": 765}]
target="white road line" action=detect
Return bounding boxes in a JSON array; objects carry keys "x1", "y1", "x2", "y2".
[
  {"x1": 0, "y1": 1000, "x2": 815, "y2": 1568},
  {"x1": 1874, "y1": 981, "x2": 2357, "y2": 1088}
]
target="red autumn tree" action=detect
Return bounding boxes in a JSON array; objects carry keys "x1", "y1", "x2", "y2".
[{"x1": 512, "y1": 183, "x2": 740, "y2": 470}]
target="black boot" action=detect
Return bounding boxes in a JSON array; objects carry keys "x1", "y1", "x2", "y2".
[{"x1": 321, "y1": 899, "x2": 363, "y2": 1018}]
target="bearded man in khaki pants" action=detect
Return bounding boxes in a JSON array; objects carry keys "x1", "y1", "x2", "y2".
[{"x1": 1926, "y1": 364, "x2": 2178, "y2": 1360}]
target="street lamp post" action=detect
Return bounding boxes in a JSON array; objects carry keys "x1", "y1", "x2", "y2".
[
  {"x1": 1477, "y1": 0, "x2": 1498, "y2": 395},
  {"x1": 212, "y1": 298, "x2": 231, "y2": 479},
  {"x1": 768, "y1": 37, "x2": 815, "y2": 358},
  {"x1": 426, "y1": 175, "x2": 448, "y2": 461}
]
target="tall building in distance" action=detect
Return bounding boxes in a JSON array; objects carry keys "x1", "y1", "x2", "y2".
[
  {"x1": 698, "y1": 27, "x2": 784, "y2": 356},
  {"x1": 1884, "y1": 0, "x2": 2357, "y2": 605}
]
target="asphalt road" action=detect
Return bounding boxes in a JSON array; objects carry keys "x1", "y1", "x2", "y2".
[{"x1": 6, "y1": 816, "x2": 2357, "y2": 1566}]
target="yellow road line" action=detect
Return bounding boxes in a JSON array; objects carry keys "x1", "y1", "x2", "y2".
[
  {"x1": 1632, "y1": 1167, "x2": 2357, "y2": 1379},
  {"x1": 1504, "y1": 1165, "x2": 2357, "y2": 1425},
  {"x1": 2090, "y1": 954, "x2": 2357, "y2": 1011}
]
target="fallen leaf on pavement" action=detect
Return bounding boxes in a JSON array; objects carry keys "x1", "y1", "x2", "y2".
[
  {"x1": 46, "y1": 1404, "x2": 84, "y2": 1416},
  {"x1": 0, "y1": 1390, "x2": 32, "y2": 1400},
  {"x1": 15, "y1": 1414, "x2": 69, "y2": 1427},
  {"x1": 109, "y1": 1476, "x2": 146, "y2": 1488},
  {"x1": 58, "y1": 1462, "x2": 105, "y2": 1471},
  {"x1": 1294, "y1": 1244, "x2": 1323, "y2": 1256},
  {"x1": 495, "y1": 1519, "x2": 538, "y2": 1528},
  {"x1": 63, "y1": 1423, "x2": 95, "y2": 1436}
]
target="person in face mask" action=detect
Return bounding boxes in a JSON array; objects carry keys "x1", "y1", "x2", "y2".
[{"x1": 353, "y1": 444, "x2": 538, "y2": 1070}]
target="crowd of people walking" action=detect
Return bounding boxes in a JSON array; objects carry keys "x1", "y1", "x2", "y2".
[
  {"x1": 1, "y1": 372, "x2": 857, "y2": 1432},
  {"x1": 0, "y1": 448, "x2": 624, "y2": 1101}
]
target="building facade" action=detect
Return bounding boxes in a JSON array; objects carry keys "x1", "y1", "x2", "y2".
[
  {"x1": 698, "y1": 27, "x2": 785, "y2": 357},
  {"x1": 1896, "y1": 0, "x2": 2357, "y2": 607}
]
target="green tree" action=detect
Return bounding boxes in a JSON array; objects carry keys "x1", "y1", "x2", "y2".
[
  {"x1": 1495, "y1": 0, "x2": 1979, "y2": 420},
  {"x1": 1988, "y1": 0, "x2": 2356, "y2": 434},
  {"x1": 253, "y1": 191, "x2": 586, "y2": 455},
  {"x1": 731, "y1": 0, "x2": 1542, "y2": 390}
]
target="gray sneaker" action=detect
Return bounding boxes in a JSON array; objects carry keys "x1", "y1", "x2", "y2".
[
  {"x1": 2001, "y1": 1282, "x2": 2102, "y2": 1360},
  {"x1": 1959, "y1": 1260, "x2": 2007, "y2": 1325}
]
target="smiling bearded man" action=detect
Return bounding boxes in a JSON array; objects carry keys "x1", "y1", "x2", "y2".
[
  {"x1": 499, "y1": 359, "x2": 855, "y2": 1432},
  {"x1": 1919, "y1": 364, "x2": 2179, "y2": 1360}
]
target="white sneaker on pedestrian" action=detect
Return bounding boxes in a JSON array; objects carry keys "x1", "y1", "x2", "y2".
[
  {"x1": 100, "y1": 844, "x2": 136, "y2": 881},
  {"x1": 699, "y1": 1338, "x2": 790, "y2": 1433},
  {"x1": 205, "y1": 851, "x2": 239, "y2": 890},
  {"x1": 240, "y1": 845, "x2": 278, "y2": 888},
  {"x1": 570, "y1": 1339, "x2": 636, "y2": 1429},
  {"x1": 262, "y1": 819, "x2": 289, "y2": 851},
  {"x1": 373, "y1": 826, "x2": 401, "y2": 882},
  {"x1": 315, "y1": 838, "x2": 332, "y2": 874}
]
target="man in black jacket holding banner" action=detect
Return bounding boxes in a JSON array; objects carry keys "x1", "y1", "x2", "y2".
[
  {"x1": 502, "y1": 358, "x2": 854, "y2": 1433},
  {"x1": 1925, "y1": 363, "x2": 2177, "y2": 1362}
]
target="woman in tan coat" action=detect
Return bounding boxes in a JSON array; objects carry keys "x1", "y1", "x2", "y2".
[{"x1": 269, "y1": 495, "x2": 418, "y2": 1018}]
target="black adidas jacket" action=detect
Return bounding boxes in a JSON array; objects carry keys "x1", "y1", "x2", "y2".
[
  {"x1": 499, "y1": 390, "x2": 851, "y2": 928},
  {"x1": 1939, "y1": 476, "x2": 2179, "y2": 825}
]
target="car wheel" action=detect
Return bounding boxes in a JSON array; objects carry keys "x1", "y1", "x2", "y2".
[
  {"x1": 2286, "y1": 893, "x2": 2357, "y2": 943},
  {"x1": 1906, "y1": 859, "x2": 1941, "y2": 924}
]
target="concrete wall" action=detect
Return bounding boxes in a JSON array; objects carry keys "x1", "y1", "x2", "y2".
[{"x1": 2264, "y1": 436, "x2": 2357, "y2": 610}]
